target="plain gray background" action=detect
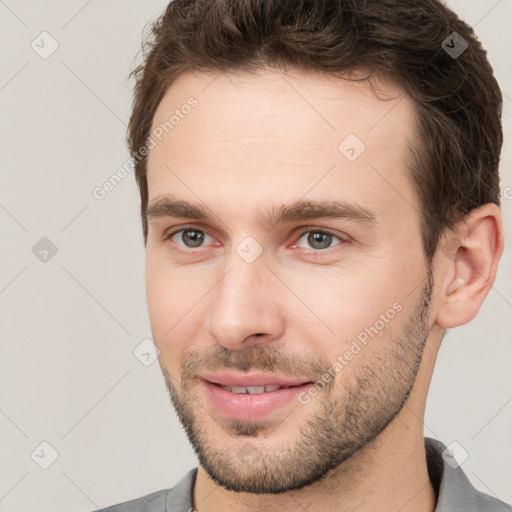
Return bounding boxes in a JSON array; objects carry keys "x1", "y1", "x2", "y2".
[{"x1": 1, "y1": 1, "x2": 511, "y2": 511}]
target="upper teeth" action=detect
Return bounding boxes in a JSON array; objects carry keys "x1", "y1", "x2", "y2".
[{"x1": 221, "y1": 385, "x2": 284, "y2": 394}]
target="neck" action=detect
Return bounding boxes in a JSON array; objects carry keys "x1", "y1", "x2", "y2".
[{"x1": 193, "y1": 413, "x2": 436, "y2": 512}]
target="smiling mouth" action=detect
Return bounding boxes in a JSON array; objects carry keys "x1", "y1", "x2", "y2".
[{"x1": 201, "y1": 378, "x2": 314, "y2": 421}]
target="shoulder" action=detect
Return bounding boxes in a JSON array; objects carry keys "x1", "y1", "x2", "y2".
[
  {"x1": 425, "y1": 438, "x2": 511, "y2": 512},
  {"x1": 90, "y1": 468, "x2": 198, "y2": 512},
  {"x1": 94, "y1": 488, "x2": 169, "y2": 512}
]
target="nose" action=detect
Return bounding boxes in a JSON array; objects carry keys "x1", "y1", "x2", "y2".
[{"x1": 204, "y1": 253, "x2": 285, "y2": 351}]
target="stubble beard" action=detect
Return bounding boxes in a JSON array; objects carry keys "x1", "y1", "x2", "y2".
[{"x1": 160, "y1": 270, "x2": 434, "y2": 494}]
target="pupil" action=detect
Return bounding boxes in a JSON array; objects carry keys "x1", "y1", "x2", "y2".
[
  {"x1": 184, "y1": 230, "x2": 204, "y2": 247},
  {"x1": 309, "y1": 232, "x2": 331, "y2": 250}
]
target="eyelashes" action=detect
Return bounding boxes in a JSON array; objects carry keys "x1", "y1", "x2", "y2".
[{"x1": 164, "y1": 225, "x2": 346, "y2": 253}]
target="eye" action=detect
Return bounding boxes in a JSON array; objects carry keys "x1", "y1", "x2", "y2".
[
  {"x1": 164, "y1": 226, "x2": 346, "y2": 253},
  {"x1": 166, "y1": 226, "x2": 214, "y2": 249},
  {"x1": 294, "y1": 229, "x2": 345, "y2": 251}
]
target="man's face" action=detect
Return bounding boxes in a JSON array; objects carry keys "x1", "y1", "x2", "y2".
[{"x1": 145, "y1": 68, "x2": 435, "y2": 493}]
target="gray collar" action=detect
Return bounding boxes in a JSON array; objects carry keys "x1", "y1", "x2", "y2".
[{"x1": 425, "y1": 437, "x2": 510, "y2": 511}]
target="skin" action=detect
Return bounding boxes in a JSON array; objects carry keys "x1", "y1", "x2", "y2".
[{"x1": 144, "y1": 67, "x2": 503, "y2": 512}]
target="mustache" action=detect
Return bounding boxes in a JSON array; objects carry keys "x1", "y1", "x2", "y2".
[{"x1": 181, "y1": 344, "x2": 332, "y2": 383}]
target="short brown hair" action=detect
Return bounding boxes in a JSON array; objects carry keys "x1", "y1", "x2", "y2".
[{"x1": 127, "y1": 0, "x2": 503, "y2": 259}]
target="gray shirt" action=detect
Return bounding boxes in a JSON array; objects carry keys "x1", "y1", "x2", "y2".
[{"x1": 93, "y1": 437, "x2": 511, "y2": 511}]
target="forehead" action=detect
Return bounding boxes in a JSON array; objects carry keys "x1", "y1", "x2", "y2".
[{"x1": 146, "y1": 67, "x2": 420, "y2": 224}]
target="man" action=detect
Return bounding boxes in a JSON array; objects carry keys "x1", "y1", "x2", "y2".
[{"x1": 96, "y1": 0, "x2": 510, "y2": 510}]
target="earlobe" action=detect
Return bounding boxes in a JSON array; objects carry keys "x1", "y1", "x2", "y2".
[{"x1": 435, "y1": 204, "x2": 504, "y2": 329}]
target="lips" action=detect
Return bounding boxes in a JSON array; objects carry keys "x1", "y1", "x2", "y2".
[{"x1": 198, "y1": 371, "x2": 314, "y2": 421}]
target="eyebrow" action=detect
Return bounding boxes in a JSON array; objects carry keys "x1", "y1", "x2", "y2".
[{"x1": 146, "y1": 194, "x2": 377, "y2": 229}]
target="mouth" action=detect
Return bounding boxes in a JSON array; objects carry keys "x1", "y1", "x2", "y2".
[
  {"x1": 216, "y1": 384, "x2": 301, "y2": 394},
  {"x1": 198, "y1": 372, "x2": 314, "y2": 422}
]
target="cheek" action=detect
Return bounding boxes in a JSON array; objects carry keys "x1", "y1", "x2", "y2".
[
  {"x1": 284, "y1": 265, "x2": 404, "y2": 343},
  {"x1": 277, "y1": 265, "x2": 410, "y2": 379},
  {"x1": 144, "y1": 246, "x2": 416, "y2": 372},
  {"x1": 145, "y1": 260, "x2": 206, "y2": 365}
]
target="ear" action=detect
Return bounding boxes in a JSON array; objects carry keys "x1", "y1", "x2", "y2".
[{"x1": 435, "y1": 204, "x2": 504, "y2": 329}]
